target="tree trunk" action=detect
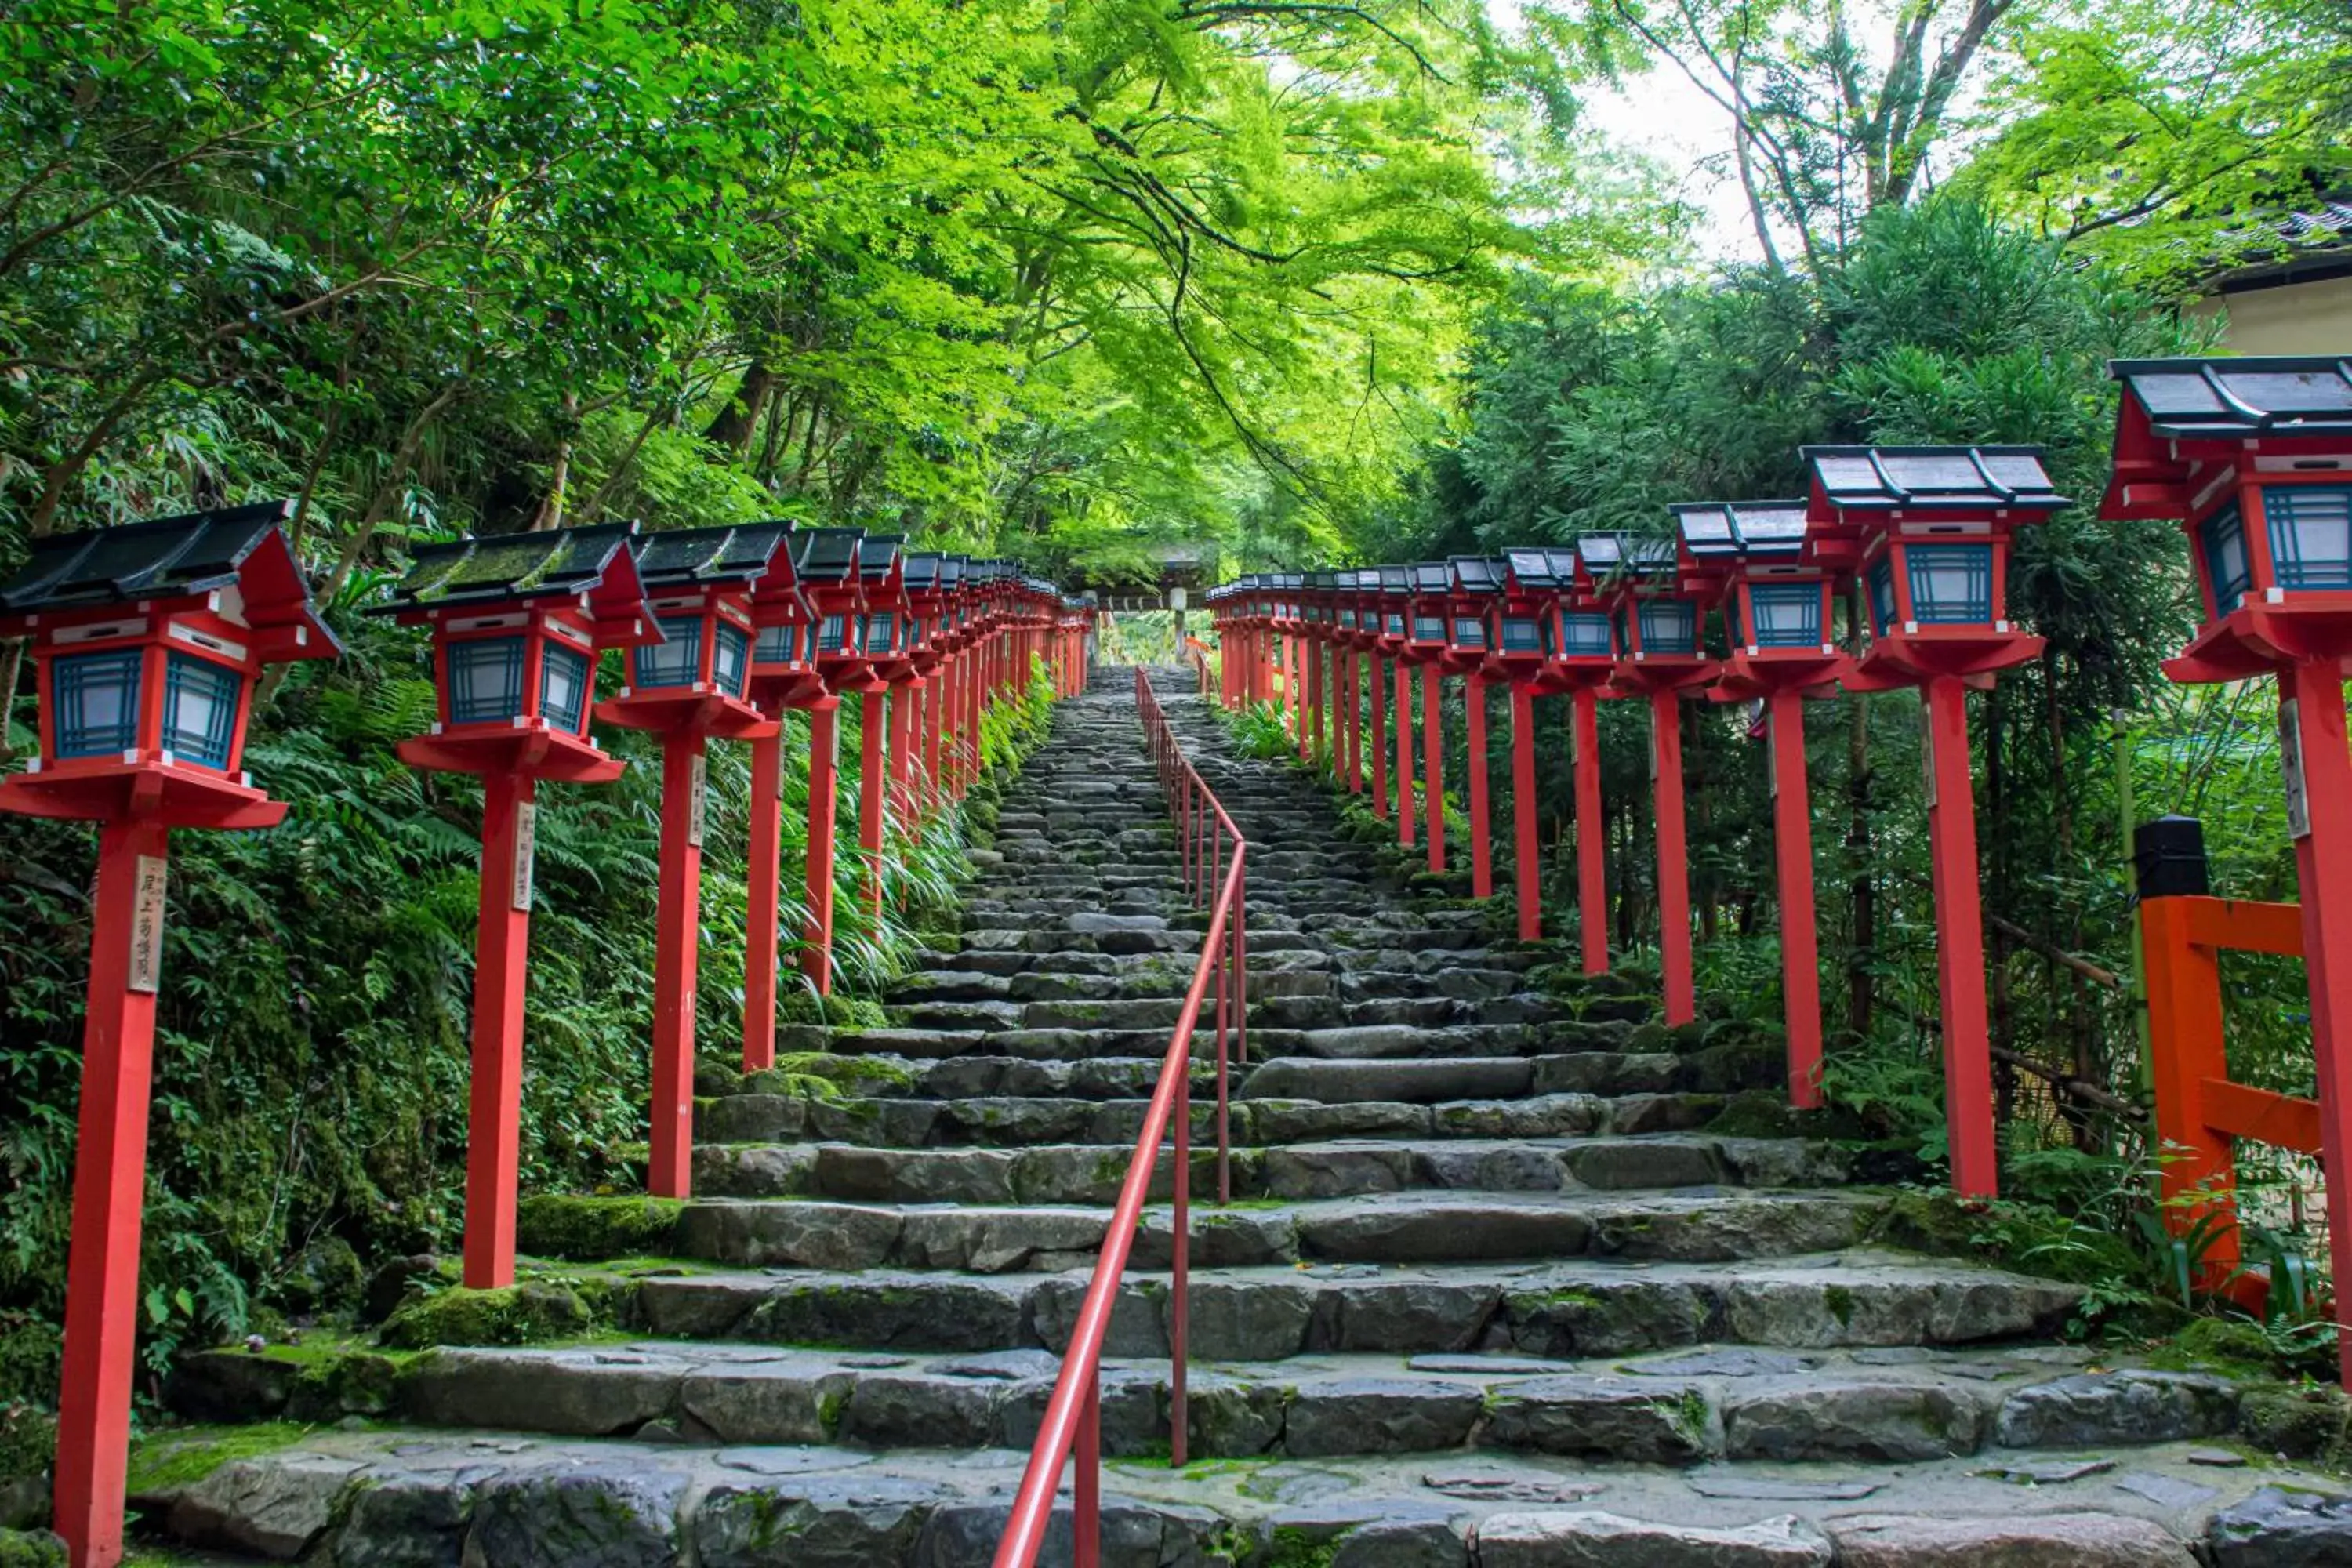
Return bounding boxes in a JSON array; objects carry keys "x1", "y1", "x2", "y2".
[
  {"x1": 321, "y1": 381, "x2": 462, "y2": 603},
  {"x1": 531, "y1": 391, "x2": 581, "y2": 532},
  {"x1": 702, "y1": 357, "x2": 776, "y2": 455}
]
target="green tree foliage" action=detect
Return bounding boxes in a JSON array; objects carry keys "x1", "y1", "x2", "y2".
[
  {"x1": 1371, "y1": 198, "x2": 2215, "y2": 1173},
  {"x1": 1959, "y1": 0, "x2": 2352, "y2": 288},
  {"x1": 5, "y1": 0, "x2": 1600, "y2": 1411}
]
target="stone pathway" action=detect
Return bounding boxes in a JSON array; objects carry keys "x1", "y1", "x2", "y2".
[{"x1": 137, "y1": 671, "x2": 2351, "y2": 1564}]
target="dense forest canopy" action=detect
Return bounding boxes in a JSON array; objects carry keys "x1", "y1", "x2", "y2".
[{"x1": 5, "y1": 0, "x2": 2352, "y2": 1424}]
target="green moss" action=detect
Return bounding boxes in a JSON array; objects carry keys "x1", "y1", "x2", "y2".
[
  {"x1": 1823, "y1": 1284, "x2": 1857, "y2": 1327},
  {"x1": 376, "y1": 1279, "x2": 614, "y2": 1350},
  {"x1": 0, "y1": 1406, "x2": 54, "y2": 1487},
  {"x1": 1873, "y1": 1191, "x2": 1991, "y2": 1258},
  {"x1": 0, "y1": 1530, "x2": 64, "y2": 1568},
  {"x1": 1704, "y1": 1091, "x2": 1811, "y2": 1141},
  {"x1": 514, "y1": 1196, "x2": 684, "y2": 1261},
  {"x1": 1259, "y1": 1525, "x2": 1338, "y2": 1568},
  {"x1": 289, "y1": 1348, "x2": 405, "y2": 1418},
  {"x1": 125, "y1": 1423, "x2": 314, "y2": 1497},
  {"x1": 1661, "y1": 1388, "x2": 1713, "y2": 1443},
  {"x1": 2238, "y1": 1386, "x2": 2352, "y2": 1462}
]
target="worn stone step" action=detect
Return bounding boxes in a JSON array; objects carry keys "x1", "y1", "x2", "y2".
[
  {"x1": 183, "y1": 1338, "x2": 2254, "y2": 1472},
  {"x1": 632, "y1": 1252, "x2": 2085, "y2": 1361},
  {"x1": 689, "y1": 1129, "x2": 1825, "y2": 1206},
  {"x1": 143, "y1": 1422, "x2": 2336, "y2": 1568},
  {"x1": 696, "y1": 1086, "x2": 1739, "y2": 1147},
  {"x1": 1238, "y1": 1053, "x2": 1751, "y2": 1103},
  {"x1": 671, "y1": 1189, "x2": 1884, "y2": 1273}
]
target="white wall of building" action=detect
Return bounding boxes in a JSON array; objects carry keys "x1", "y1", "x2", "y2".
[{"x1": 2190, "y1": 275, "x2": 2352, "y2": 354}]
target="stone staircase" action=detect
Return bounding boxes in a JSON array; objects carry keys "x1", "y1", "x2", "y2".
[{"x1": 140, "y1": 670, "x2": 2345, "y2": 1566}]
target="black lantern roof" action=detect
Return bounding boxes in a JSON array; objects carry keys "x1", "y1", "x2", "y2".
[
  {"x1": 1669, "y1": 500, "x2": 1809, "y2": 560},
  {"x1": 939, "y1": 555, "x2": 967, "y2": 591},
  {"x1": 1501, "y1": 547, "x2": 1579, "y2": 590},
  {"x1": 1410, "y1": 561, "x2": 1450, "y2": 593},
  {"x1": 377, "y1": 521, "x2": 642, "y2": 617},
  {"x1": 1, "y1": 500, "x2": 327, "y2": 630},
  {"x1": 5, "y1": 501, "x2": 281, "y2": 610},
  {"x1": 1377, "y1": 565, "x2": 1411, "y2": 593},
  {"x1": 1450, "y1": 557, "x2": 1504, "y2": 593},
  {"x1": 1802, "y1": 446, "x2": 2064, "y2": 511},
  {"x1": 857, "y1": 535, "x2": 903, "y2": 582},
  {"x1": 2, "y1": 500, "x2": 343, "y2": 652},
  {"x1": 791, "y1": 527, "x2": 864, "y2": 583},
  {"x1": 633, "y1": 521, "x2": 790, "y2": 589},
  {"x1": 1307, "y1": 568, "x2": 1339, "y2": 593},
  {"x1": 902, "y1": 552, "x2": 943, "y2": 593},
  {"x1": 2112, "y1": 356, "x2": 2352, "y2": 437},
  {"x1": 1577, "y1": 533, "x2": 1675, "y2": 580}
]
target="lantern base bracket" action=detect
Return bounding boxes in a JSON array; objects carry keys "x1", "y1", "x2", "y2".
[
  {"x1": 1843, "y1": 632, "x2": 2041, "y2": 692},
  {"x1": 2165, "y1": 600, "x2": 2352, "y2": 685},
  {"x1": 596, "y1": 691, "x2": 778, "y2": 741},
  {"x1": 0, "y1": 760, "x2": 286, "y2": 830},
  {"x1": 397, "y1": 726, "x2": 626, "y2": 785}
]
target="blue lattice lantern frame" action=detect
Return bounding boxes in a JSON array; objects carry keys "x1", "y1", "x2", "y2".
[
  {"x1": 1802, "y1": 445, "x2": 2064, "y2": 692},
  {"x1": 2106, "y1": 358, "x2": 2352, "y2": 682},
  {"x1": 0, "y1": 502, "x2": 340, "y2": 829},
  {"x1": 378, "y1": 522, "x2": 659, "y2": 787},
  {"x1": 596, "y1": 523, "x2": 789, "y2": 740},
  {"x1": 1669, "y1": 499, "x2": 1850, "y2": 702},
  {"x1": 855, "y1": 535, "x2": 912, "y2": 686},
  {"x1": 1401, "y1": 562, "x2": 1453, "y2": 665},
  {"x1": 1497, "y1": 547, "x2": 1613, "y2": 696},
  {"x1": 1574, "y1": 533, "x2": 1712, "y2": 683},
  {"x1": 1372, "y1": 565, "x2": 1412, "y2": 655}
]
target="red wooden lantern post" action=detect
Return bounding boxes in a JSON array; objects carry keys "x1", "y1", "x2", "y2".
[
  {"x1": 1300, "y1": 570, "x2": 1325, "y2": 770},
  {"x1": 1444, "y1": 557, "x2": 1505, "y2": 898},
  {"x1": 1589, "y1": 532, "x2": 1717, "y2": 1027},
  {"x1": 921, "y1": 561, "x2": 954, "y2": 810},
  {"x1": 1674, "y1": 501, "x2": 1851, "y2": 1108},
  {"x1": 1375, "y1": 566, "x2": 1415, "y2": 840},
  {"x1": 1221, "y1": 583, "x2": 1248, "y2": 708},
  {"x1": 1301, "y1": 571, "x2": 1330, "y2": 768},
  {"x1": 1490, "y1": 551, "x2": 1573, "y2": 942},
  {"x1": 1254, "y1": 579, "x2": 1279, "y2": 708},
  {"x1": 741, "y1": 528, "x2": 829, "y2": 1062},
  {"x1": 1370, "y1": 566, "x2": 1407, "y2": 822},
  {"x1": 1399, "y1": 563, "x2": 1456, "y2": 868},
  {"x1": 1334, "y1": 571, "x2": 1368, "y2": 794},
  {"x1": 0, "y1": 505, "x2": 339, "y2": 1568},
  {"x1": 789, "y1": 528, "x2": 873, "y2": 994},
  {"x1": 851, "y1": 537, "x2": 909, "y2": 915},
  {"x1": 1806, "y1": 444, "x2": 2065, "y2": 1198},
  {"x1": 2103, "y1": 356, "x2": 2352, "y2": 1372},
  {"x1": 937, "y1": 559, "x2": 978, "y2": 798},
  {"x1": 1207, "y1": 581, "x2": 1238, "y2": 706},
  {"x1": 379, "y1": 523, "x2": 661, "y2": 1271},
  {"x1": 1516, "y1": 547, "x2": 1620, "y2": 973},
  {"x1": 1272, "y1": 573, "x2": 1305, "y2": 755},
  {"x1": 597, "y1": 525, "x2": 787, "y2": 1198}
]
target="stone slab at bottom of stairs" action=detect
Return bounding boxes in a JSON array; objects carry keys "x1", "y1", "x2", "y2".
[{"x1": 140, "y1": 1426, "x2": 2349, "y2": 1566}]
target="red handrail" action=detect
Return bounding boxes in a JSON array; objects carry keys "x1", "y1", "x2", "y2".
[{"x1": 993, "y1": 668, "x2": 1248, "y2": 1568}]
